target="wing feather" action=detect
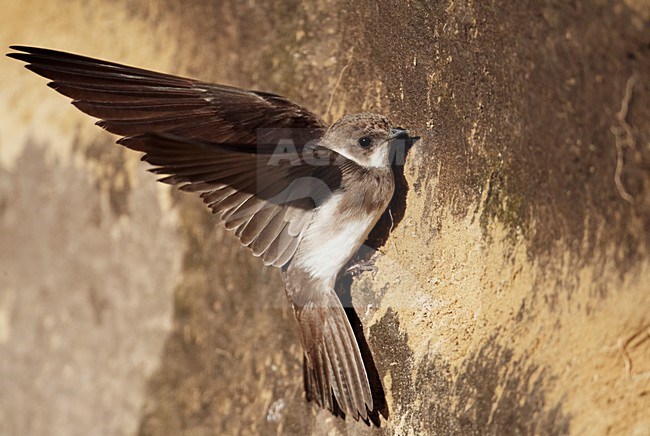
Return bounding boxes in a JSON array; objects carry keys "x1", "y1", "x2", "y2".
[
  {"x1": 8, "y1": 46, "x2": 344, "y2": 267},
  {"x1": 8, "y1": 45, "x2": 326, "y2": 145}
]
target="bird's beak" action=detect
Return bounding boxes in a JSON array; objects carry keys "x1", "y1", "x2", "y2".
[
  {"x1": 390, "y1": 127, "x2": 410, "y2": 140},
  {"x1": 388, "y1": 127, "x2": 420, "y2": 166},
  {"x1": 390, "y1": 127, "x2": 420, "y2": 145}
]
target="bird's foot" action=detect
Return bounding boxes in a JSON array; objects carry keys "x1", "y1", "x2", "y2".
[{"x1": 345, "y1": 258, "x2": 377, "y2": 278}]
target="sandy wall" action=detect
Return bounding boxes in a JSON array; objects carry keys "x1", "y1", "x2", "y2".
[{"x1": 0, "y1": 1, "x2": 648, "y2": 434}]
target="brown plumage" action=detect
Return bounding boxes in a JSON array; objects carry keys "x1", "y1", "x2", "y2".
[{"x1": 8, "y1": 45, "x2": 418, "y2": 422}]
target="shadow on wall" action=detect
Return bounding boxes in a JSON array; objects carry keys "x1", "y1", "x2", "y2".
[{"x1": 369, "y1": 310, "x2": 571, "y2": 435}]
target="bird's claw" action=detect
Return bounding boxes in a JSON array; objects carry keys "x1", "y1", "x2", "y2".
[{"x1": 345, "y1": 258, "x2": 378, "y2": 277}]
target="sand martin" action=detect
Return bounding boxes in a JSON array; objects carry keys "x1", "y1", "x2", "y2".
[{"x1": 8, "y1": 46, "x2": 418, "y2": 421}]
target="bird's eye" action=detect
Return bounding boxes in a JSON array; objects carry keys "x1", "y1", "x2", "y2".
[{"x1": 358, "y1": 136, "x2": 373, "y2": 148}]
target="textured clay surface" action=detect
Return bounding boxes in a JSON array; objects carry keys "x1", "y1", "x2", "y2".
[{"x1": 0, "y1": 1, "x2": 648, "y2": 435}]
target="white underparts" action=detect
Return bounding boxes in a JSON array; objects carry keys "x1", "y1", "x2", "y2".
[{"x1": 294, "y1": 193, "x2": 380, "y2": 281}]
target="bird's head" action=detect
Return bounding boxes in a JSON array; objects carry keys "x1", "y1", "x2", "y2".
[{"x1": 321, "y1": 113, "x2": 417, "y2": 168}]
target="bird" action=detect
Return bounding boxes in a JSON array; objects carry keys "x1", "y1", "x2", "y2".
[{"x1": 7, "y1": 45, "x2": 418, "y2": 421}]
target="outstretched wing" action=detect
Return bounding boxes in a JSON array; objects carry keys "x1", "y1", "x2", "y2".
[
  {"x1": 8, "y1": 45, "x2": 341, "y2": 267},
  {"x1": 7, "y1": 46, "x2": 326, "y2": 146},
  {"x1": 123, "y1": 133, "x2": 344, "y2": 267}
]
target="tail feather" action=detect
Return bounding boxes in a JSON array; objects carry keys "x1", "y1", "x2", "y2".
[{"x1": 295, "y1": 288, "x2": 372, "y2": 421}]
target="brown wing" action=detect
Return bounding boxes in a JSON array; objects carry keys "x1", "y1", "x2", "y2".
[
  {"x1": 7, "y1": 45, "x2": 326, "y2": 147},
  {"x1": 122, "y1": 133, "x2": 343, "y2": 267},
  {"x1": 7, "y1": 45, "x2": 340, "y2": 267}
]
